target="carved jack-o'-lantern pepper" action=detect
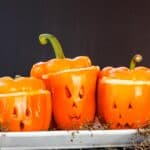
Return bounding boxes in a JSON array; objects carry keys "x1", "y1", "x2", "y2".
[
  {"x1": 30, "y1": 33, "x2": 99, "y2": 129},
  {"x1": 97, "y1": 54, "x2": 150, "y2": 129},
  {"x1": 0, "y1": 77, "x2": 52, "y2": 131}
]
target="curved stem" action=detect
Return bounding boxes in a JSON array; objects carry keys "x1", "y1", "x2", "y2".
[
  {"x1": 39, "y1": 33, "x2": 65, "y2": 59},
  {"x1": 129, "y1": 54, "x2": 143, "y2": 69}
]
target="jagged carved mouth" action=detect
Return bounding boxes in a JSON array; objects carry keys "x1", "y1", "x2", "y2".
[{"x1": 68, "y1": 114, "x2": 81, "y2": 120}]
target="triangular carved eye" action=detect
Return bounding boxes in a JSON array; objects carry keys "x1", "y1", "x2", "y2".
[
  {"x1": 79, "y1": 86, "x2": 84, "y2": 99},
  {"x1": 26, "y1": 108, "x2": 31, "y2": 117},
  {"x1": 65, "y1": 86, "x2": 72, "y2": 98},
  {"x1": 113, "y1": 102, "x2": 117, "y2": 109},
  {"x1": 128, "y1": 103, "x2": 133, "y2": 109}
]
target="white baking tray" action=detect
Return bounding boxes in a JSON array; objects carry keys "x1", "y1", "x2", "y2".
[{"x1": 0, "y1": 129, "x2": 144, "y2": 149}]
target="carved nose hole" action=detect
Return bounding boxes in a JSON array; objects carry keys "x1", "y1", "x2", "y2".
[
  {"x1": 72, "y1": 102, "x2": 77, "y2": 108},
  {"x1": 113, "y1": 103, "x2": 117, "y2": 109},
  {"x1": 128, "y1": 103, "x2": 133, "y2": 109},
  {"x1": 65, "y1": 86, "x2": 71, "y2": 98},
  {"x1": 116, "y1": 123, "x2": 121, "y2": 128},
  {"x1": 79, "y1": 86, "x2": 84, "y2": 99},
  {"x1": 26, "y1": 108, "x2": 31, "y2": 117},
  {"x1": 124, "y1": 123, "x2": 130, "y2": 128},
  {"x1": 13, "y1": 107, "x2": 18, "y2": 117},
  {"x1": 119, "y1": 114, "x2": 122, "y2": 119},
  {"x1": 20, "y1": 121, "x2": 24, "y2": 130}
]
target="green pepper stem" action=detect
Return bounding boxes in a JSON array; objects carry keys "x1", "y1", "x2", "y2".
[
  {"x1": 129, "y1": 54, "x2": 143, "y2": 69},
  {"x1": 39, "y1": 33, "x2": 65, "y2": 59}
]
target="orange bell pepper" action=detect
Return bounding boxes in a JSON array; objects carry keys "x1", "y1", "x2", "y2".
[
  {"x1": 43, "y1": 66, "x2": 99, "y2": 129},
  {"x1": 30, "y1": 33, "x2": 92, "y2": 78},
  {"x1": 0, "y1": 76, "x2": 52, "y2": 131},
  {"x1": 97, "y1": 54, "x2": 150, "y2": 129},
  {"x1": 30, "y1": 33, "x2": 99, "y2": 129}
]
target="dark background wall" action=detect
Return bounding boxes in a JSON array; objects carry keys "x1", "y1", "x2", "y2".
[{"x1": 0, "y1": 0, "x2": 150, "y2": 77}]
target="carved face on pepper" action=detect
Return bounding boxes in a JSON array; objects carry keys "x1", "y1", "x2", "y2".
[
  {"x1": 43, "y1": 66, "x2": 99, "y2": 130},
  {"x1": 30, "y1": 33, "x2": 99, "y2": 129},
  {"x1": 97, "y1": 54, "x2": 150, "y2": 129},
  {"x1": 0, "y1": 77, "x2": 52, "y2": 131}
]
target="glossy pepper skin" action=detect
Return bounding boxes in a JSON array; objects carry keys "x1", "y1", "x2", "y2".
[
  {"x1": 43, "y1": 66, "x2": 99, "y2": 129},
  {"x1": 97, "y1": 65, "x2": 150, "y2": 129},
  {"x1": 31, "y1": 56, "x2": 91, "y2": 79},
  {"x1": 0, "y1": 77, "x2": 52, "y2": 131},
  {"x1": 30, "y1": 34, "x2": 91, "y2": 79},
  {"x1": 30, "y1": 33, "x2": 99, "y2": 129}
]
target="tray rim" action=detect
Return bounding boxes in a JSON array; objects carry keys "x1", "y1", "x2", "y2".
[{"x1": 0, "y1": 129, "x2": 142, "y2": 149}]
